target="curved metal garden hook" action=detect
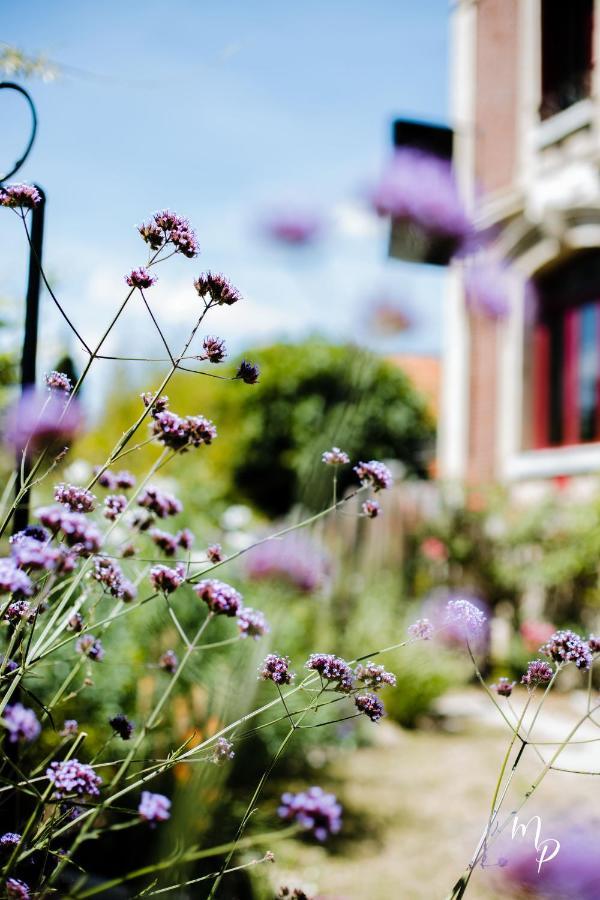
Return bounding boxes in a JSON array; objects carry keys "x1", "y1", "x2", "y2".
[{"x1": 0, "y1": 80, "x2": 38, "y2": 182}]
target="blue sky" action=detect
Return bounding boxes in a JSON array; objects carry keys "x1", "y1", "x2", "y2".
[{"x1": 1, "y1": 1, "x2": 449, "y2": 390}]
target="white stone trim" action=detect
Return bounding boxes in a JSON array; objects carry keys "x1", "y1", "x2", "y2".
[{"x1": 505, "y1": 444, "x2": 600, "y2": 481}]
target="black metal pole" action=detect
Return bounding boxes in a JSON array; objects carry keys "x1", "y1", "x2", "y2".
[{"x1": 13, "y1": 188, "x2": 46, "y2": 534}]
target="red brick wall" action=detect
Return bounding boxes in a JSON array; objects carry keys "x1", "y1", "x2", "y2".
[{"x1": 466, "y1": 0, "x2": 520, "y2": 483}]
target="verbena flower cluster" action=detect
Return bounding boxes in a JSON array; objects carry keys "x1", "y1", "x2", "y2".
[{"x1": 278, "y1": 787, "x2": 342, "y2": 841}]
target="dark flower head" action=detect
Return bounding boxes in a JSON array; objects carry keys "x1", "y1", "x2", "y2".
[
  {"x1": 109, "y1": 713, "x2": 134, "y2": 740},
  {"x1": 76, "y1": 634, "x2": 104, "y2": 661},
  {"x1": 206, "y1": 543, "x2": 223, "y2": 562},
  {"x1": 361, "y1": 499, "x2": 381, "y2": 518},
  {"x1": 353, "y1": 460, "x2": 393, "y2": 491},
  {"x1": 588, "y1": 635, "x2": 600, "y2": 654},
  {"x1": 322, "y1": 447, "x2": 350, "y2": 466},
  {"x1": 237, "y1": 607, "x2": 270, "y2": 639},
  {"x1": 141, "y1": 392, "x2": 170, "y2": 416},
  {"x1": 47, "y1": 758, "x2": 102, "y2": 799},
  {"x1": 194, "y1": 272, "x2": 241, "y2": 305},
  {"x1": 185, "y1": 415, "x2": 218, "y2": 447},
  {"x1": 277, "y1": 889, "x2": 312, "y2": 900},
  {"x1": 202, "y1": 335, "x2": 227, "y2": 363},
  {"x1": 278, "y1": 787, "x2": 342, "y2": 841},
  {"x1": 45, "y1": 371, "x2": 72, "y2": 394},
  {"x1": 54, "y1": 483, "x2": 96, "y2": 513},
  {"x1": 67, "y1": 611, "x2": 84, "y2": 632},
  {"x1": 125, "y1": 267, "x2": 157, "y2": 289},
  {"x1": 138, "y1": 486, "x2": 182, "y2": 519},
  {"x1": 354, "y1": 662, "x2": 396, "y2": 691},
  {"x1": 4, "y1": 600, "x2": 33, "y2": 622},
  {"x1": 177, "y1": 528, "x2": 194, "y2": 550},
  {"x1": 170, "y1": 225, "x2": 199, "y2": 258},
  {"x1": 259, "y1": 653, "x2": 295, "y2": 685},
  {"x1": 236, "y1": 359, "x2": 260, "y2": 385},
  {"x1": 0, "y1": 183, "x2": 41, "y2": 209},
  {"x1": 4, "y1": 704, "x2": 41, "y2": 743},
  {"x1": 521, "y1": 659, "x2": 554, "y2": 687},
  {"x1": 355, "y1": 692, "x2": 385, "y2": 722},
  {"x1": 138, "y1": 220, "x2": 164, "y2": 250},
  {"x1": 0, "y1": 558, "x2": 35, "y2": 595},
  {"x1": 492, "y1": 677, "x2": 516, "y2": 697},
  {"x1": 212, "y1": 736, "x2": 235, "y2": 764},
  {"x1": 158, "y1": 649, "x2": 178, "y2": 673},
  {"x1": 150, "y1": 528, "x2": 178, "y2": 557},
  {"x1": 138, "y1": 791, "x2": 171, "y2": 824},
  {"x1": 6, "y1": 879, "x2": 30, "y2": 900},
  {"x1": 114, "y1": 470, "x2": 136, "y2": 489},
  {"x1": 104, "y1": 494, "x2": 127, "y2": 520},
  {"x1": 4, "y1": 387, "x2": 82, "y2": 457},
  {"x1": 540, "y1": 629, "x2": 592, "y2": 670},
  {"x1": 194, "y1": 578, "x2": 242, "y2": 616},
  {"x1": 305, "y1": 653, "x2": 354, "y2": 693},
  {"x1": 149, "y1": 563, "x2": 185, "y2": 594}
]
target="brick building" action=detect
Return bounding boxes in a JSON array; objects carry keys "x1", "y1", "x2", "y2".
[{"x1": 439, "y1": 0, "x2": 600, "y2": 492}]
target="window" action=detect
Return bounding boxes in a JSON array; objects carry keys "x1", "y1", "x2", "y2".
[
  {"x1": 540, "y1": 0, "x2": 594, "y2": 120},
  {"x1": 532, "y1": 252, "x2": 600, "y2": 448}
]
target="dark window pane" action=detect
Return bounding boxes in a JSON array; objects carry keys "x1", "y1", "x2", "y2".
[
  {"x1": 541, "y1": 0, "x2": 594, "y2": 119},
  {"x1": 579, "y1": 302, "x2": 597, "y2": 440},
  {"x1": 548, "y1": 313, "x2": 564, "y2": 445}
]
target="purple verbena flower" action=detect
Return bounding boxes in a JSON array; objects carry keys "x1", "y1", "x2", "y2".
[
  {"x1": 45, "y1": 371, "x2": 72, "y2": 394},
  {"x1": 0, "y1": 183, "x2": 41, "y2": 209},
  {"x1": 67, "y1": 611, "x2": 84, "y2": 632},
  {"x1": 158, "y1": 649, "x2": 178, "y2": 673},
  {"x1": 194, "y1": 579, "x2": 242, "y2": 616},
  {"x1": 114, "y1": 470, "x2": 136, "y2": 489},
  {"x1": 138, "y1": 486, "x2": 182, "y2": 518},
  {"x1": 194, "y1": 272, "x2": 241, "y2": 305},
  {"x1": 305, "y1": 654, "x2": 354, "y2": 693},
  {"x1": 492, "y1": 677, "x2": 516, "y2": 697},
  {"x1": 0, "y1": 832, "x2": 21, "y2": 848},
  {"x1": 177, "y1": 528, "x2": 194, "y2": 550},
  {"x1": 245, "y1": 533, "x2": 330, "y2": 593},
  {"x1": 202, "y1": 336, "x2": 227, "y2": 363},
  {"x1": 138, "y1": 791, "x2": 171, "y2": 824},
  {"x1": 236, "y1": 359, "x2": 260, "y2": 384},
  {"x1": 521, "y1": 659, "x2": 554, "y2": 687},
  {"x1": 354, "y1": 662, "x2": 396, "y2": 691},
  {"x1": 59, "y1": 512, "x2": 101, "y2": 554},
  {"x1": 60, "y1": 720, "x2": 78, "y2": 736},
  {"x1": 4, "y1": 600, "x2": 33, "y2": 622},
  {"x1": 46, "y1": 759, "x2": 102, "y2": 799},
  {"x1": 141, "y1": 392, "x2": 169, "y2": 416},
  {"x1": 0, "y1": 560, "x2": 34, "y2": 596},
  {"x1": 6, "y1": 878, "x2": 30, "y2": 900},
  {"x1": 211, "y1": 737, "x2": 235, "y2": 764},
  {"x1": 104, "y1": 494, "x2": 127, "y2": 520},
  {"x1": 206, "y1": 543, "x2": 223, "y2": 562},
  {"x1": 354, "y1": 692, "x2": 385, "y2": 722},
  {"x1": 369, "y1": 149, "x2": 472, "y2": 249},
  {"x1": 444, "y1": 598, "x2": 487, "y2": 637},
  {"x1": 237, "y1": 607, "x2": 270, "y2": 639},
  {"x1": 361, "y1": 499, "x2": 381, "y2": 518},
  {"x1": 4, "y1": 387, "x2": 82, "y2": 456},
  {"x1": 259, "y1": 654, "x2": 295, "y2": 685},
  {"x1": 76, "y1": 634, "x2": 104, "y2": 661},
  {"x1": 322, "y1": 447, "x2": 350, "y2": 466},
  {"x1": 588, "y1": 635, "x2": 600, "y2": 654},
  {"x1": 278, "y1": 787, "x2": 342, "y2": 841},
  {"x1": 3, "y1": 704, "x2": 41, "y2": 743},
  {"x1": 109, "y1": 713, "x2": 134, "y2": 740},
  {"x1": 10, "y1": 534, "x2": 58, "y2": 571},
  {"x1": 262, "y1": 211, "x2": 322, "y2": 246},
  {"x1": 408, "y1": 617, "x2": 434, "y2": 640},
  {"x1": 149, "y1": 564, "x2": 185, "y2": 594},
  {"x1": 150, "y1": 528, "x2": 179, "y2": 557},
  {"x1": 54, "y1": 483, "x2": 96, "y2": 513},
  {"x1": 353, "y1": 460, "x2": 393, "y2": 491},
  {"x1": 185, "y1": 415, "x2": 217, "y2": 446},
  {"x1": 540, "y1": 629, "x2": 593, "y2": 670},
  {"x1": 125, "y1": 267, "x2": 157, "y2": 289}
]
